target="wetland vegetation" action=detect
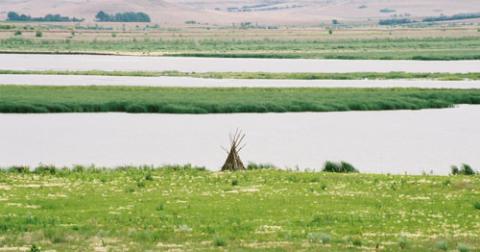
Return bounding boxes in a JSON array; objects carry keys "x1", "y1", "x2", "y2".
[
  {"x1": 1, "y1": 36, "x2": 480, "y2": 60},
  {"x1": 2, "y1": 86, "x2": 480, "y2": 113},
  {"x1": 1, "y1": 69, "x2": 480, "y2": 81}
]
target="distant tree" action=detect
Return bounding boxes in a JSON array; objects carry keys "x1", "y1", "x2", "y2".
[
  {"x1": 95, "y1": 11, "x2": 151, "y2": 22},
  {"x1": 332, "y1": 19, "x2": 339, "y2": 25},
  {"x1": 7, "y1": 11, "x2": 83, "y2": 22},
  {"x1": 423, "y1": 12, "x2": 480, "y2": 22},
  {"x1": 95, "y1": 11, "x2": 110, "y2": 22},
  {"x1": 379, "y1": 18, "x2": 413, "y2": 25}
]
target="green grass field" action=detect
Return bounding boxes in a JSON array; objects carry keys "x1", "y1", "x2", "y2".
[
  {"x1": 1, "y1": 86, "x2": 480, "y2": 113},
  {"x1": 0, "y1": 166, "x2": 479, "y2": 251},
  {"x1": 2, "y1": 69, "x2": 480, "y2": 81},
  {"x1": 1, "y1": 36, "x2": 480, "y2": 60}
]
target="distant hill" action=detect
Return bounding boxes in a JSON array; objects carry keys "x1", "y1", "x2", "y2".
[{"x1": 1, "y1": 0, "x2": 479, "y2": 26}]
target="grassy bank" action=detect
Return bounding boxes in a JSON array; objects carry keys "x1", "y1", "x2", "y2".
[
  {"x1": 1, "y1": 36, "x2": 480, "y2": 60},
  {"x1": 2, "y1": 69, "x2": 480, "y2": 81},
  {"x1": 2, "y1": 86, "x2": 480, "y2": 113},
  {"x1": 0, "y1": 166, "x2": 479, "y2": 251}
]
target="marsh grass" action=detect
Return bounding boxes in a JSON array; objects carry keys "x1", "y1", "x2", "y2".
[
  {"x1": 1, "y1": 36, "x2": 480, "y2": 60},
  {"x1": 1, "y1": 69, "x2": 480, "y2": 81},
  {"x1": 2, "y1": 86, "x2": 480, "y2": 114}
]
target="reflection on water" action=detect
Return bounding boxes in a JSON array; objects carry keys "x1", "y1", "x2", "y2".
[{"x1": 1, "y1": 105, "x2": 479, "y2": 175}]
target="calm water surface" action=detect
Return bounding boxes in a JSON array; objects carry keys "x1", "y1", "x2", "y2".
[
  {"x1": 1, "y1": 105, "x2": 479, "y2": 175},
  {"x1": 1, "y1": 54, "x2": 479, "y2": 73}
]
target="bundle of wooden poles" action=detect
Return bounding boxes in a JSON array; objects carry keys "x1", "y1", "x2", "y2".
[{"x1": 221, "y1": 130, "x2": 246, "y2": 171}]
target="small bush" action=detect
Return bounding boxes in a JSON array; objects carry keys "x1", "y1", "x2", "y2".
[
  {"x1": 435, "y1": 240, "x2": 448, "y2": 251},
  {"x1": 156, "y1": 203, "x2": 165, "y2": 211},
  {"x1": 352, "y1": 238, "x2": 362, "y2": 246},
  {"x1": 458, "y1": 244, "x2": 470, "y2": 252},
  {"x1": 451, "y1": 164, "x2": 476, "y2": 175},
  {"x1": 35, "y1": 165, "x2": 57, "y2": 174},
  {"x1": 247, "y1": 163, "x2": 275, "y2": 170},
  {"x1": 398, "y1": 236, "x2": 408, "y2": 249},
  {"x1": 144, "y1": 173, "x2": 154, "y2": 181},
  {"x1": 136, "y1": 180, "x2": 145, "y2": 188},
  {"x1": 14, "y1": 31, "x2": 22, "y2": 36},
  {"x1": 231, "y1": 178, "x2": 238, "y2": 186},
  {"x1": 323, "y1": 161, "x2": 359, "y2": 173},
  {"x1": 307, "y1": 232, "x2": 330, "y2": 244},
  {"x1": 8, "y1": 166, "x2": 29, "y2": 173},
  {"x1": 30, "y1": 244, "x2": 41, "y2": 252},
  {"x1": 474, "y1": 201, "x2": 480, "y2": 210},
  {"x1": 213, "y1": 236, "x2": 226, "y2": 247},
  {"x1": 35, "y1": 31, "x2": 42, "y2": 38}
]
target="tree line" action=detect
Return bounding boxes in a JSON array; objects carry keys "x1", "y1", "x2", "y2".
[
  {"x1": 95, "y1": 11, "x2": 151, "y2": 22},
  {"x1": 380, "y1": 12, "x2": 480, "y2": 25},
  {"x1": 5, "y1": 11, "x2": 151, "y2": 23},
  {"x1": 7, "y1": 12, "x2": 84, "y2": 22}
]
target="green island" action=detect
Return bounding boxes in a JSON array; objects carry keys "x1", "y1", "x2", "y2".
[
  {"x1": 1, "y1": 86, "x2": 480, "y2": 113},
  {"x1": 0, "y1": 166, "x2": 479, "y2": 251}
]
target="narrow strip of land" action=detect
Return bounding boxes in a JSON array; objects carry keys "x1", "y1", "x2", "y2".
[{"x1": 1, "y1": 85, "x2": 480, "y2": 113}]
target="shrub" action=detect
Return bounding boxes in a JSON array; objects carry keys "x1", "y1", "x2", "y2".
[
  {"x1": 247, "y1": 163, "x2": 275, "y2": 170},
  {"x1": 435, "y1": 240, "x2": 448, "y2": 251},
  {"x1": 451, "y1": 164, "x2": 476, "y2": 175},
  {"x1": 323, "y1": 161, "x2": 359, "y2": 173},
  {"x1": 231, "y1": 178, "x2": 238, "y2": 186},
  {"x1": 35, "y1": 31, "x2": 42, "y2": 37},
  {"x1": 8, "y1": 166, "x2": 29, "y2": 173},
  {"x1": 213, "y1": 236, "x2": 226, "y2": 247},
  {"x1": 30, "y1": 245, "x2": 41, "y2": 252},
  {"x1": 458, "y1": 244, "x2": 470, "y2": 252},
  {"x1": 474, "y1": 201, "x2": 480, "y2": 210},
  {"x1": 144, "y1": 173, "x2": 153, "y2": 181},
  {"x1": 307, "y1": 232, "x2": 330, "y2": 244},
  {"x1": 136, "y1": 180, "x2": 145, "y2": 188},
  {"x1": 35, "y1": 165, "x2": 57, "y2": 174},
  {"x1": 398, "y1": 236, "x2": 408, "y2": 249},
  {"x1": 14, "y1": 31, "x2": 22, "y2": 36},
  {"x1": 156, "y1": 203, "x2": 165, "y2": 211},
  {"x1": 352, "y1": 238, "x2": 362, "y2": 246}
]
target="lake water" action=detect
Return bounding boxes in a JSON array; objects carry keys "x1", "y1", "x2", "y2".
[
  {"x1": 1, "y1": 54, "x2": 479, "y2": 73},
  {"x1": 1, "y1": 105, "x2": 479, "y2": 175},
  {"x1": 1, "y1": 74, "x2": 479, "y2": 89}
]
